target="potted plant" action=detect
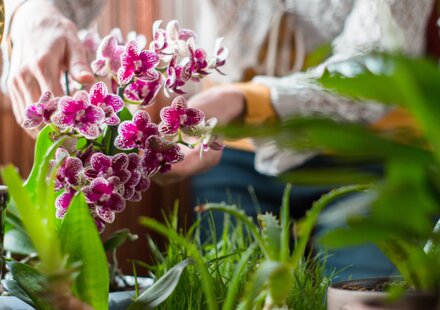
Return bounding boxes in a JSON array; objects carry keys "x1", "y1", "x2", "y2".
[
  {"x1": 0, "y1": 18, "x2": 227, "y2": 309},
  {"x1": 217, "y1": 53, "x2": 440, "y2": 309}
]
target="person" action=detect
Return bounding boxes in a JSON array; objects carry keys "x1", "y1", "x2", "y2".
[
  {"x1": 172, "y1": 0, "x2": 435, "y2": 280},
  {"x1": 2, "y1": 0, "x2": 435, "y2": 280}
]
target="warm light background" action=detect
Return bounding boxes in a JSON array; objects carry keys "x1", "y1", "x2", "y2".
[{"x1": 0, "y1": 0, "x2": 194, "y2": 275}]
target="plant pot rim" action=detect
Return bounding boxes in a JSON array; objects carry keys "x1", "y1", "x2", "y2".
[{"x1": 328, "y1": 276, "x2": 437, "y2": 297}]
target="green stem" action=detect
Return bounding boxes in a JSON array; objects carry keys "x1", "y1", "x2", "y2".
[{"x1": 64, "y1": 71, "x2": 70, "y2": 96}]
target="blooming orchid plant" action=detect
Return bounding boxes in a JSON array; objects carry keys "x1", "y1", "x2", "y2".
[{"x1": 21, "y1": 20, "x2": 227, "y2": 232}]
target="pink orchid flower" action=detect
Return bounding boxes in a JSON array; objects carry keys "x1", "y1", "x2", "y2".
[
  {"x1": 124, "y1": 76, "x2": 163, "y2": 107},
  {"x1": 118, "y1": 40, "x2": 160, "y2": 85},
  {"x1": 91, "y1": 34, "x2": 124, "y2": 77},
  {"x1": 55, "y1": 187, "x2": 77, "y2": 219},
  {"x1": 159, "y1": 96, "x2": 204, "y2": 135},
  {"x1": 89, "y1": 82, "x2": 124, "y2": 125},
  {"x1": 22, "y1": 91, "x2": 59, "y2": 129},
  {"x1": 83, "y1": 152, "x2": 131, "y2": 185},
  {"x1": 82, "y1": 177, "x2": 126, "y2": 223},
  {"x1": 51, "y1": 148, "x2": 84, "y2": 191},
  {"x1": 114, "y1": 110, "x2": 160, "y2": 150},
  {"x1": 51, "y1": 91, "x2": 105, "y2": 139},
  {"x1": 141, "y1": 135, "x2": 184, "y2": 176},
  {"x1": 165, "y1": 56, "x2": 192, "y2": 95}
]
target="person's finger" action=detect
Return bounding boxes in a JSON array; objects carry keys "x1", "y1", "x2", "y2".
[
  {"x1": 66, "y1": 36, "x2": 95, "y2": 85},
  {"x1": 32, "y1": 56, "x2": 65, "y2": 97},
  {"x1": 15, "y1": 69, "x2": 40, "y2": 105}
]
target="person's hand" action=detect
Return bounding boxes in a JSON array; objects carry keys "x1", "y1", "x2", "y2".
[
  {"x1": 7, "y1": 0, "x2": 95, "y2": 130},
  {"x1": 153, "y1": 86, "x2": 246, "y2": 185}
]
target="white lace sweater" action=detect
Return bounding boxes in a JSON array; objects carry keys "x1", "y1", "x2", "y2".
[{"x1": 3, "y1": 0, "x2": 435, "y2": 175}]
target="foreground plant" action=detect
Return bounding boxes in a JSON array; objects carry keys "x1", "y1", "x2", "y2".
[{"x1": 216, "y1": 53, "x2": 440, "y2": 295}]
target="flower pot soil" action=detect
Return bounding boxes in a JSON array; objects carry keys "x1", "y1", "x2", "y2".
[{"x1": 327, "y1": 277, "x2": 439, "y2": 310}]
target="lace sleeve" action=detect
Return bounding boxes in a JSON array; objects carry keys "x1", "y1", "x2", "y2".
[
  {"x1": 51, "y1": 0, "x2": 106, "y2": 29},
  {"x1": 253, "y1": 0, "x2": 434, "y2": 175}
]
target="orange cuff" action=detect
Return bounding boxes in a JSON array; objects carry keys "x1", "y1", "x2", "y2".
[
  {"x1": 370, "y1": 107, "x2": 420, "y2": 133},
  {"x1": 234, "y1": 82, "x2": 277, "y2": 125}
]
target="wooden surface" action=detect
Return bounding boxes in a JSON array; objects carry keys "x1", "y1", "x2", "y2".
[{"x1": 0, "y1": 0, "x2": 192, "y2": 274}]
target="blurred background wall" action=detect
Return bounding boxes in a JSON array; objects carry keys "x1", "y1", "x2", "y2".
[{"x1": 0, "y1": 0, "x2": 194, "y2": 275}]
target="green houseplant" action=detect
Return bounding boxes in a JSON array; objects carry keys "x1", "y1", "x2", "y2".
[
  {"x1": 216, "y1": 53, "x2": 440, "y2": 309},
  {"x1": 127, "y1": 185, "x2": 340, "y2": 310}
]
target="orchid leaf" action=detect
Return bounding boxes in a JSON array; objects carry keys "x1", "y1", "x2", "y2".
[
  {"x1": 59, "y1": 193, "x2": 109, "y2": 310},
  {"x1": 280, "y1": 184, "x2": 292, "y2": 262},
  {"x1": 1, "y1": 166, "x2": 56, "y2": 271},
  {"x1": 24, "y1": 125, "x2": 56, "y2": 193},
  {"x1": 4, "y1": 229, "x2": 35, "y2": 255},
  {"x1": 7, "y1": 261, "x2": 53, "y2": 310},
  {"x1": 127, "y1": 258, "x2": 194, "y2": 310},
  {"x1": 2, "y1": 279, "x2": 34, "y2": 307}
]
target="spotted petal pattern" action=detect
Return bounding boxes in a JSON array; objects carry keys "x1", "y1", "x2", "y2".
[
  {"x1": 124, "y1": 76, "x2": 163, "y2": 107},
  {"x1": 51, "y1": 91, "x2": 105, "y2": 139},
  {"x1": 83, "y1": 152, "x2": 131, "y2": 185},
  {"x1": 141, "y1": 135, "x2": 184, "y2": 176},
  {"x1": 55, "y1": 188, "x2": 77, "y2": 219},
  {"x1": 159, "y1": 96, "x2": 204, "y2": 135},
  {"x1": 114, "y1": 110, "x2": 160, "y2": 150},
  {"x1": 118, "y1": 40, "x2": 160, "y2": 85},
  {"x1": 91, "y1": 34, "x2": 124, "y2": 76},
  {"x1": 82, "y1": 177, "x2": 125, "y2": 223},
  {"x1": 89, "y1": 82, "x2": 124, "y2": 125},
  {"x1": 23, "y1": 91, "x2": 59, "y2": 128},
  {"x1": 52, "y1": 148, "x2": 84, "y2": 190}
]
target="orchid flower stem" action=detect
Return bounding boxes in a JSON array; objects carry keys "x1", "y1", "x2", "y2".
[
  {"x1": 176, "y1": 130, "x2": 199, "y2": 149},
  {"x1": 64, "y1": 71, "x2": 70, "y2": 96}
]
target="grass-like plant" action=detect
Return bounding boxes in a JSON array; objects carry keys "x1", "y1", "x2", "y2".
[{"x1": 125, "y1": 184, "x2": 358, "y2": 310}]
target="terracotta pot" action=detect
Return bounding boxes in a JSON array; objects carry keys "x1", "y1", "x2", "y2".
[{"x1": 327, "y1": 277, "x2": 439, "y2": 310}]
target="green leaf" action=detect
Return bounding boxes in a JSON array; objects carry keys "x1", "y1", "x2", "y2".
[
  {"x1": 139, "y1": 217, "x2": 218, "y2": 310},
  {"x1": 119, "y1": 106, "x2": 133, "y2": 122},
  {"x1": 24, "y1": 125, "x2": 56, "y2": 193},
  {"x1": 127, "y1": 258, "x2": 194, "y2": 310},
  {"x1": 280, "y1": 184, "x2": 291, "y2": 262},
  {"x1": 242, "y1": 260, "x2": 290, "y2": 310},
  {"x1": 2, "y1": 279, "x2": 34, "y2": 307},
  {"x1": 223, "y1": 244, "x2": 258, "y2": 310},
  {"x1": 1, "y1": 166, "x2": 60, "y2": 272},
  {"x1": 200, "y1": 204, "x2": 271, "y2": 259},
  {"x1": 59, "y1": 193, "x2": 109, "y2": 310},
  {"x1": 103, "y1": 228, "x2": 138, "y2": 252},
  {"x1": 258, "y1": 213, "x2": 281, "y2": 259},
  {"x1": 8, "y1": 261, "x2": 54, "y2": 310},
  {"x1": 4, "y1": 229, "x2": 35, "y2": 255}
]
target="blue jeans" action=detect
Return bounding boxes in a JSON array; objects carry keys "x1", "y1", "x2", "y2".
[{"x1": 191, "y1": 148, "x2": 396, "y2": 281}]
